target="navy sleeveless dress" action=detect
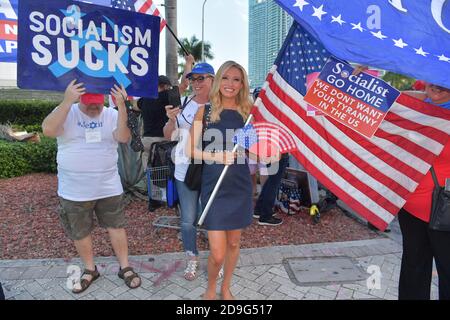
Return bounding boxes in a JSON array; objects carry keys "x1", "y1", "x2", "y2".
[{"x1": 201, "y1": 109, "x2": 253, "y2": 231}]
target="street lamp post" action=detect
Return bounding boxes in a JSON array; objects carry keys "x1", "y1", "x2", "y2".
[{"x1": 201, "y1": 0, "x2": 208, "y2": 61}]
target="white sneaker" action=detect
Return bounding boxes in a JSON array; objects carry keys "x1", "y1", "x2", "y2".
[
  {"x1": 184, "y1": 260, "x2": 199, "y2": 281},
  {"x1": 218, "y1": 266, "x2": 224, "y2": 279}
]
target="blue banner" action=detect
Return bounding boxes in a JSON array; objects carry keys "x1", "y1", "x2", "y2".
[
  {"x1": 17, "y1": 0, "x2": 160, "y2": 97},
  {"x1": 318, "y1": 57, "x2": 400, "y2": 113},
  {"x1": 0, "y1": 0, "x2": 18, "y2": 63},
  {"x1": 275, "y1": 0, "x2": 450, "y2": 89}
]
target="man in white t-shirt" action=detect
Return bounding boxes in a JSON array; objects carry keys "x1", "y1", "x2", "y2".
[{"x1": 42, "y1": 80, "x2": 141, "y2": 294}]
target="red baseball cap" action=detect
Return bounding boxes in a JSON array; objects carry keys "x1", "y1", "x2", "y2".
[
  {"x1": 80, "y1": 93, "x2": 105, "y2": 105},
  {"x1": 412, "y1": 80, "x2": 426, "y2": 91}
]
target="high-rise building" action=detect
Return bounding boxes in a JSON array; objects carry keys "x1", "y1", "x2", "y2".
[{"x1": 249, "y1": 0, "x2": 293, "y2": 89}]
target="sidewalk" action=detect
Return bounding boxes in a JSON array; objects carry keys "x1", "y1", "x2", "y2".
[{"x1": 0, "y1": 223, "x2": 439, "y2": 300}]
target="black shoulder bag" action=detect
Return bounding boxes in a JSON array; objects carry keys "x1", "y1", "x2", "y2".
[
  {"x1": 184, "y1": 104, "x2": 211, "y2": 191},
  {"x1": 429, "y1": 166, "x2": 450, "y2": 231}
]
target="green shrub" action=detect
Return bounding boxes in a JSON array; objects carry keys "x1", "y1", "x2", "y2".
[
  {"x1": 12, "y1": 124, "x2": 43, "y2": 133},
  {"x1": 0, "y1": 136, "x2": 57, "y2": 179},
  {"x1": 0, "y1": 100, "x2": 57, "y2": 126}
]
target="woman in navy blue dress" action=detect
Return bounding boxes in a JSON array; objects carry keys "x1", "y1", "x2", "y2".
[{"x1": 187, "y1": 61, "x2": 253, "y2": 300}]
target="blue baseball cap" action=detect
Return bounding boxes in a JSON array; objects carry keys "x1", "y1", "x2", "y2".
[{"x1": 186, "y1": 62, "x2": 215, "y2": 78}]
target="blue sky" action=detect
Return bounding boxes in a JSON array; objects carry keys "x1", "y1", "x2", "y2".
[{"x1": 156, "y1": 0, "x2": 249, "y2": 75}]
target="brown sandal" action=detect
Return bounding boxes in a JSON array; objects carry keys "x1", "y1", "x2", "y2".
[
  {"x1": 72, "y1": 266, "x2": 100, "y2": 294},
  {"x1": 118, "y1": 266, "x2": 141, "y2": 289}
]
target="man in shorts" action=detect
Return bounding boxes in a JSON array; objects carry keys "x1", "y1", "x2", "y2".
[{"x1": 42, "y1": 80, "x2": 141, "y2": 293}]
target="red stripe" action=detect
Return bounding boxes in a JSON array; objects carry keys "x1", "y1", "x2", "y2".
[
  {"x1": 137, "y1": 0, "x2": 151, "y2": 13},
  {"x1": 291, "y1": 148, "x2": 391, "y2": 231},
  {"x1": 397, "y1": 94, "x2": 450, "y2": 121},
  {"x1": 137, "y1": 0, "x2": 166, "y2": 32},
  {"x1": 254, "y1": 124, "x2": 295, "y2": 152},
  {"x1": 374, "y1": 128, "x2": 437, "y2": 164},
  {"x1": 383, "y1": 111, "x2": 449, "y2": 145},
  {"x1": 260, "y1": 85, "x2": 402, "y2": 215},
  {"x1": 265, "y1": 74, "x2": 424, "y2": 186}
]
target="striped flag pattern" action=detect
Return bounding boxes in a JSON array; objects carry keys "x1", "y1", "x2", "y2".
[
  {"x1": 252, "y1": 22, "x2": 450, "y2": 231},
  {"x1": 111, "y1": 0, "x2": 166, "y2": 31},
  {"x1": 234, "y1": 122, "x2": 296, "y2": 156},
  {"x1": 133, "y1": 0, "x2": 166, "y2": 32}
]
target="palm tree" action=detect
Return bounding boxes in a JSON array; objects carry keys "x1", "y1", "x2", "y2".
[
  {"x1": 382, "y1": 72, "x2": 415, "y2": 91},
  {"x1": 177, "y1": 35, "x2": 214, "y2": 62},
  {"x1": 165, "y1": 0, "x2": 178, "y2": 85}
]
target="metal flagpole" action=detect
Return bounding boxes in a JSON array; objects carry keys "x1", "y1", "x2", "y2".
[
  {"x1": 197, "y1": 114, "x2": 254, "y2": 226},
  {"x1": 165, "y1": 23, "x2": 190, "y2": 56}
]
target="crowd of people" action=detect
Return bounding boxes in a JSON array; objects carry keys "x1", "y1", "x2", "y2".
[{"x1": 38, "y1": 57, "x2": 450, "y2": 300}]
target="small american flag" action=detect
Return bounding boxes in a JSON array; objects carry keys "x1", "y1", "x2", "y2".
[
  {"x1": 253, "y1": 21, "x2": 450, "y2": 231},
  {"x1": 233, "y1": 122, "x2": 296, "y2": 157},
  {"x1": 111, "y1": 0, "x2": 166, "y2": 32}
]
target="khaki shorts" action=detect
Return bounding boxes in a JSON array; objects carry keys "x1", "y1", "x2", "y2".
[{"x1": 58, "y1": 194, "x2": 126, "y2": 240}]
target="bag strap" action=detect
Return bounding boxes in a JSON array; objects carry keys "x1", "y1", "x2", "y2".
[
  {"x1": 198, "y1": 104, "x2": 211, "y2": 153},
  {"x1": 430, "y1": 166, "x2": 440, "y2": 187},
  {"x1": 202, "y1": 103, "x2": 211, "y2": 132}
]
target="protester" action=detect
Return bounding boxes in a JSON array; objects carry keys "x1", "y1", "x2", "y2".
[
  {"x1": 0, "y1": 282, "x2": 5, "y2": 300},
  {"x1": 139, "y1": 55, "x2": 194, "y2": 211},
  {"x1": 163, "y1": 61, "x2": 215, "y2": 281},
  {"x1": 138, "y1": 76, "x2": 173, "y2": 168},
  {"x1": 248, "y1": 87, "x2": 268, "y2": 197},
  {"x1": 42, "y1": 81, "x2": 141, "y2": 293},
  {"x1": 137, "y1": 75, "x2": 173, "y2": 211},
  {"x1": 187, "y1": 61, "x2": 253, "y2": 300},
  {"x1": 398, "y1": 82, "x2": 450, "y2": 300},
  {"x1": 253, "y1": 154, "x2": 289, "y2": 225}
]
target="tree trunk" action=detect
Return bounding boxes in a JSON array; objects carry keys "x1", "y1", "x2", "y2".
[{"x1": 165, "y1": 0, "x2": 178, "y2": 85}]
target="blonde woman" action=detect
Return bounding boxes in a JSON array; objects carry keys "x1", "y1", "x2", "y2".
[{"x1": 187, "y1": 61, "x2": 253, "y2": 300}]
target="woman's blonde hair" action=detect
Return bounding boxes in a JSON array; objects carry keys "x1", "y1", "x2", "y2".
[{"x1": 209, "y1": 61, "x2": 253, "y2": 122}]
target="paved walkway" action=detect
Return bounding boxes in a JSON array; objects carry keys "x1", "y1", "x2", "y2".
[{"x1": 1, "y1": 221, "x2": 439, "y2": 300}]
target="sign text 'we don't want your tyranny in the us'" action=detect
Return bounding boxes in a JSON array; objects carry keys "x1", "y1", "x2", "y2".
[{"x1": 304, "y1": 57, "x2": 400, "y2": 138}]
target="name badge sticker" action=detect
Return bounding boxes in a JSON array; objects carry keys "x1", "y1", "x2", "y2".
[{"x1": 85, "y1": 128, "x2": 102, "y2": 143}]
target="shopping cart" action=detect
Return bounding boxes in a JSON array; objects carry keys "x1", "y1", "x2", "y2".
[
  {"x1": 147, "y1": 142, "x2": 207, "y2": 239},
  {"x1": 147, "y1": 165, "x2": 170, "y2": 203},
  {"x1": 147, "y1": 141, "x2": 180, "y2": 230}
]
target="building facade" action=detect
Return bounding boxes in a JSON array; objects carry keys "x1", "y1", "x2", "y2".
[{"x1": 249, "y1": 0, "x2": 293, "y2": 89}]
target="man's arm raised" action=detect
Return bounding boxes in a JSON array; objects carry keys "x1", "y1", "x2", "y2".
[{"x1": 42, "y1": 79, "x2": 85, "y2": 138}]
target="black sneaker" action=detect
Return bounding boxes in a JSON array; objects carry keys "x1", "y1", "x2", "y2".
[
  {"x1": 253, "y1": 212, "x2": 260, "y2": 219},
  {"x1": 258, "y1": 216, "x2": 283, "y2": 226},
  {"x1": 148, "y1": 200, "x2": 162, "y2": 212}
]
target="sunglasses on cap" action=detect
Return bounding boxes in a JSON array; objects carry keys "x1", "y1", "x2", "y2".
[{"x1": 189, "y1": 75, "x2": 213, "y2": 83}]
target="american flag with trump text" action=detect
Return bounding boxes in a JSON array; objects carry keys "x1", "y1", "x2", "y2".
[
  {"x1": 252, "y1": 21, "x2": 450, "y2": 231},
  {"x1": 110, "y1": 0, "x2": 166, "y2": 31}
]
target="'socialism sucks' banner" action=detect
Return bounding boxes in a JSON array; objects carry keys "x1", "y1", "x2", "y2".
[{"x1": 18, "y1": 0, "x2": 160, "y2": 97}]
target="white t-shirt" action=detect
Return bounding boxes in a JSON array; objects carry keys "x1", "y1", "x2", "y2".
[
  {"x1": 56, "y1": 104, "x2": 123, "y2": 201},
  {"x1": 174, "y1": 97, "x2": 200, "y2": 182}
]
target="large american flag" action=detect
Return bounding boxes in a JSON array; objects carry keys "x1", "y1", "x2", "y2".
[
  {"x1": 111, "y1": 0, "x2": 166, "y2": 31},
  {"x1": 252, "y1": 22, "x2": 450, "y2": 231}
]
